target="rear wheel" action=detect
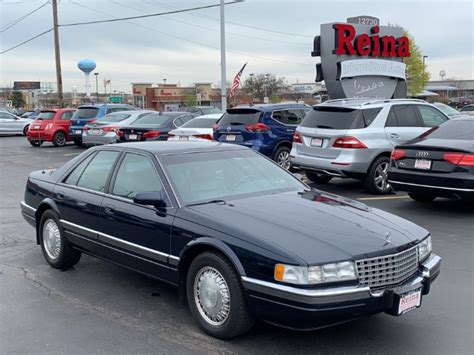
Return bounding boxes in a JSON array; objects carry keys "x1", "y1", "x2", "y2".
[
  {"x1": 364, "y1": 156, "x2": 391, "y2": 194},
  {"x1": 408, "y1": 193, "x2": 436, "y2": 202},
  {"x1": 29, "y1": 140, "x2": 42, "y2": 147},
  {"x1": 52, "y1": 131, "x2": 67, "y2": 147},
  {"x1": 273, "y1": 146, "x2": 291, "y2": 170},
  {"x1": 305, "y1": 171, "x2": 332, "y2": 184},
  {"x1": 23, "y1": 125, "x2": 30, "y2": 136}
]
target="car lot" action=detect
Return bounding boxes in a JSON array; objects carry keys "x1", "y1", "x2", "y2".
[{"x1": 0, "y1": 136, "x2": 472, "y2": 354}]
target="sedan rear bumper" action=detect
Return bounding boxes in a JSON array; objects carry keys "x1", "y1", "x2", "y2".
[
  {"x1": 243, "y1": 254, "x2": 441, "y2": 330},
  {"x1": 82, "y1": 133, "x2": 119, "y2": 145}
]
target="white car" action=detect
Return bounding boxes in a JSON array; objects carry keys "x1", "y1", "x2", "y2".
[
  {"x1": 0, "y1": 111, "x2": 33, "y2": 135},
  {"x1": 168, "y1": 113, "x2": 222, "y2": 141}
]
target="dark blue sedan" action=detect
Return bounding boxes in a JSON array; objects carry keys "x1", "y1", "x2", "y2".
[{"x1": 20, "y1": 142, "x2": 441, "y2": 339}]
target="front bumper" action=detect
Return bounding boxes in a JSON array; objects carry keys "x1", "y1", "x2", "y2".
[{"x1": 243, "y1": 254, "x2": 441, "y2": 330}]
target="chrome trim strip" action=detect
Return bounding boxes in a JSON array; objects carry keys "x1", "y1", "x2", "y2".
[
  {"x1": 389, "y1": 180, "x2": 474, "y2": 192},
  {"x1": 22, "y1": 212, "x2": 36, "y2": 221},
  {"x1": 61, "y1": 219, "x2": 98, "y2": 239},
  {"x1": 20, "y1": 201, "x2": 36, "y2": 213}
]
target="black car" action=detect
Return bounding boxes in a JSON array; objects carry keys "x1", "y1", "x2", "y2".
[
  {"x1": 20, "y1": 142, "x2": 441, "y2": 339},
  {"x1": 389, "y1": 118, "x2": 474, "y2": 201},
  {"x1": 118, "y1": 112, "x2": 197, "y2": 142}
]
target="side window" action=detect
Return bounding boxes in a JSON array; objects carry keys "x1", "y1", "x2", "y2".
[
  {"x1": 272, "y1": 110, "x2": 304, "y2": 125},
  {"x1": 112, "y1": 153, "x2": 163, "y2": 199},
  {"x1": 182, "y1": 115, "x2": 194, "y2": 124},
  {"x1": 174, "y1": 117, "x2": 183, "y2": 127},
  {"x1": 61, "y1": 111, "x2": 73, "y2": 120},
  {"x1": 362, "y1": 108, "x2": 382, "y2": 126},
  {"x1": 417, "y1": 106, "x2": 448, "y2": 127},
  {"x1": 386, "y1": 110, "x2": 398, "y2": 127},
  {"x1": 387, "y1": 105, "x2": 420, "y2": 127},
  {"x1": 76, "y1": 151, "x2": 120, "y2": 192},
  {"x1": 0, "y1": 112, "x2": 15, "y2": 120},
  {"x1": 64, "y1": 153, "x2": 96, "y2": 186}
]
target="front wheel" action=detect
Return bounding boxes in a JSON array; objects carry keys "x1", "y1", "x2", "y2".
[
  {"x1": 273, "y1": 146, "x2": 291, "y2": 170},
  {"x1": 52, "y1": 131, "x2": 67, "y2": 147},
  {"x1": 364, "y1": 156, "x2": 392, "y2": 194},
  {"x1": 408, "y1": 193, "x2": 436, "y2": 202},
  {"x1": 186, "y1": 252, "x2": 255, "y2": 339}
]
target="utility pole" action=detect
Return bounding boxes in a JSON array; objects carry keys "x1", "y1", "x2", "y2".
[
  {"x1": 219, "y1": 0, "x2": 227, "y2": 110},
  {"x1": 52, "y1": 0, "x2": 64, "y2": 107}
]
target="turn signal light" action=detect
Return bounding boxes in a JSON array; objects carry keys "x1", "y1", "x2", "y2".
[
  {"x1": 293, "y1": 132, "x2": 303, "y2": 143},
  {"x1": 333, "y1": 136, "x2": 367, "y2": 149},
  {"x1": 390, "y1": 149, "x2": 406, "y2": 160},
  {"x1": 245, "y1": 123, "x2": 270, "y2": 132},
  {"x1": 143, "y1": 130, "x2": 160, "y2": 139},
  {"x1": 194, "y1": 134, "x2": 213, "y2": 140},
  {"x1": 443, "y1": 153, "x2": 474, "y2": 166},
  {"x1": 274, "y1": 264, "x2": 285, "y2": 281}
]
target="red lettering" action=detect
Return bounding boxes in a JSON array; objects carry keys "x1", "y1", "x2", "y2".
[
  {"x1": 334, "y1": 23, "x2": 356, "y2": 55},
  {"x1": 355, "y1": 34, "x2": 371, "y2": 56},
  {"x1": 371, "y1": 26, "x2": 380, "y2": 56},
  {"x1": 381, "y1": 36, "x2": 397, "y2": 56},
  {"x1": 397, "y1": 36, "x2": 410, "y2": 57}
]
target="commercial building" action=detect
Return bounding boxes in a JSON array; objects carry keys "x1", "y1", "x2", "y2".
[{"x1": 425, "y1": 79, "x2": 474, "y2": 102}]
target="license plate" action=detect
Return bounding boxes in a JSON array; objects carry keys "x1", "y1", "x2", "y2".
[
  {"x1": 311, "y1": 137, "x2": 323, "y2": 147},
  {"x1": 75, "y1": 130, "x2": 82, "y2": 134},
  {"x1": 414, "y1": 159, "x2": 431, "y2": 170},
  {"x1": 34, "y1": 125, "x2": 40, "y2": 129},
  {"x1": 90, "y1": 129, "x2": 101, "y2": 135},
  {"x1": 398, "y1": 288, "x2": 422, "y2": 315},
  {"x1": 128, "y1": 134, "x2": 138, "y2": 140},
  {"x1": 226, "y1": 134, "x2": 236, "y2": 141},
  {"x1": 179, "y1": 136, "x2": 189, "y2": 141}
]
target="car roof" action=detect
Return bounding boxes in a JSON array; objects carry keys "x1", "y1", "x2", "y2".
[
  {"x1": 94, "y1": 141, "x2": 246, "y2": 156},
  {"x1": 40, "y1": 108, "x2": 74, "y2": 113},
  {"x1": 230, "y1": 103, "x2": 309, "y2": 111},
  {"x1": 316, "y1": 98, "x2": 429, "y2": 109},
  {"x1": 77, "y1": 104, "x2": 132, "y2": 108},
  {"x1": 193, "y1": 113, "x2": 223, "y2": 119}
]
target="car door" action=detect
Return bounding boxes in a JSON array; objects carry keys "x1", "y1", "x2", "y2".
[
  {"x1": 415, "y1": 105, "x2": 449, "y2": 127},
  {"x1": 54, "y1": 150, "x2": 121, "y2": 244},
  {"x1": 99, "y1": 151, "x2": 176, "y2": 278},
  {"x1": 384, "y1": 105, "x2": 426, "y2": 147},
  {"x1": 0, "y1": 112, "x2": 20, "y2": 134}
]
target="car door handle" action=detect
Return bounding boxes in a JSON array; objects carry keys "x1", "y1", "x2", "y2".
[
  {"x1": 103, "y1": 204, "x2": 115, "y2": 215},
  {"x1": 56, "y1": 191, "x2": 65, "y2": 201},
  {"x1": 390, "y1": 133, "x2": 401, "y2": 139}
]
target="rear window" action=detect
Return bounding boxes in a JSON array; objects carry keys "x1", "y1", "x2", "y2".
[
  {"x1": 131, "y1": 114, "x2": 171, "y2": 126},
  {"x1": 425, "y1": 120, "x2": 474, "y2": 140},
  {"x1": 98, "y1": 113, "x2": 131, "y2": 123},
  {"x1": 72, "y1": 107, "x2": 99, "y2": 119},
  {"x1": 182, "y1": 117, "x2": 219, "y2": 128},
  {"x1": 219, "y1": 109, "x2": 262, "y2": 126},
  {"x1": 460, "y1": 106, "x2": 474, "y2": 112},
  {"x1": 300, "y1": 107, "x2": 380, "y2": 129},
  {"x1": 37, "y1": 111, "x2": 55, "y2": 120}
]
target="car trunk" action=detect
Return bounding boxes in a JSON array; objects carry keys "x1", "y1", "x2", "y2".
[
  {"x1": 119, "y1": 126, "x2": 164, "y2": 141},
  {"x1": 29, "y1": 112, "x2": 55, "y2": 130},
  {"x1": 214, "y1": 109, "x2": 264, "y2": 143},
  {"x1": 168, "y1": 128, "x2": 213, "y2": 141}
]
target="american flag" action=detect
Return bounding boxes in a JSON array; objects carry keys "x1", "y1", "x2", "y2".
[{"x1": 228, "y1": 63, "x2": 247, "y2": 98}]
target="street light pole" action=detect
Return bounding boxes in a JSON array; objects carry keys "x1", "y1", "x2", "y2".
[
  {"x1": 220, "y1": 0, "x2": 227, "y2": 110},
  {"x1": 94, "y1": 73, "x2": 99, "y2": 102}
]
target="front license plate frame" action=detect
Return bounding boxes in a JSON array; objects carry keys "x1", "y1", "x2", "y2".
[
  {"x1": 414, "y1": 159, "x2": 431, "y2": 170},
  {"x1": 397, "y1": 287, "x2": 422, "y2": 315}
]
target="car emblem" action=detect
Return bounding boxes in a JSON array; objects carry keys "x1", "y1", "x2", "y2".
[
  {"x1": 227, "y1": 126, "x2": 231, "y2": 132},
  {"x1": 384, "y1": 231, "x2": 392, "y2": 244},
  {"x1": 416, "y1": 151, "x2": 429, "y2": 157}
]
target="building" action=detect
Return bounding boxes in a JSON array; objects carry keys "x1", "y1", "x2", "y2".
[{"x1": 425, "y1": 79, "x2": 474, "y2": 102}]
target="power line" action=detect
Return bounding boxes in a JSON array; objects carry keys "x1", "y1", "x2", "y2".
[
  {"x1": 0, "y1": 28, "x2": 53, "y2": 55},
  {"x1": 0, "y1": 1, "x2": 49, "y2": 33},
  {"x1": 60, "y1": 1, "x2": 242, "y2": 27}
]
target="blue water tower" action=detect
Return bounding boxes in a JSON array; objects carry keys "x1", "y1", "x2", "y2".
[{"x1": 77, "y1": 59, "x2": 96, "y2": 97}]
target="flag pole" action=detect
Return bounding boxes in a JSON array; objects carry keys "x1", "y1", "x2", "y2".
[{"x1": 220, "y1": 0, "x2": 227, "y2": 110}]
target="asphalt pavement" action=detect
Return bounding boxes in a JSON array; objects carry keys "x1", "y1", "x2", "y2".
[{"x1": 0, "y1": 136, "x2": 472, "y2": 354}]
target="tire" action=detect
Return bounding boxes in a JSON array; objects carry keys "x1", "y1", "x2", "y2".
[
  {"x1": 305, "y1": 170, "x2": 333, "y2": 184},
  {"x1": 39, "y1": 210, "x2": 81, "y2": 269},
  {"x1": 52, "y1": 131, "x2": 67, "y2": 147},
  {"x1": 23, "y1": 125, "x2": 30, "y2": 136},
  {"x1": 364, "y1": 156, "x2": 392, "y2": 194},
  {"x1": 408, "y1": 193, "x2": 436, "y2": 202},
  {"x1": 73, "y1": 138, "x2": 83, "y2": 147},
  {"x1": 186, "y1": 251, "x2": 255, "y2": 339},
  {"x1": 29, "y1": 140, "x2": 42, "y2": 147},
  {"x1": 272, "y1": 146, "x2": 291, "y2": 170}
]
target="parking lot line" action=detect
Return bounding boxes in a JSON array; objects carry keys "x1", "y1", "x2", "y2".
[
  {"x1": 64, "y1": 152, "x2": 81, "y2": 156},
  {"x1": 357, "y1": 195, "x2": 410, "y2": 201}
]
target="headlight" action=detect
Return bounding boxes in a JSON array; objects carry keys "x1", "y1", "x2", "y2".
[
  {"x1": 418, "y1": 236, "x2": 432, "y2": 261},
  {"x1": 45, "y1": 123, "x2": 53, "y2": 130},
  {"x1": 274, "y1": 261, "x2": 358, "y2": 285}
]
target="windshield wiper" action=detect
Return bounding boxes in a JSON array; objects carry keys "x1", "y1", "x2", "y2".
[{"x1": 187, "y1": 199, "x2": 227, "y2": 207}]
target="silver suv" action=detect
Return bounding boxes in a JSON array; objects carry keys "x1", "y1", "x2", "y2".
[{"x1": 290, "y1": 99, "x2": 450, "y2": 194}]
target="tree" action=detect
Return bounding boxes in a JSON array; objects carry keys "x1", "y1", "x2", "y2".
[
  {"x1": 10, "y1": 91, "x2": 25, "y2": 109},
  {"x1": 403, "y1": 30, "x2": 430, "y2": 96},
  {"x1": 242, "y1": 74, "x2": 287, "y2": 101},
  {"x1": 184, "y1": 94, "x2": 197, "y2": 107}
]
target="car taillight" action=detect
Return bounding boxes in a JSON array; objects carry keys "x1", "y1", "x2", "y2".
[
  {"x1": 443, "y1": 153, "x2": 474, "y2": 166},
  {"x1": 103, "y1": 126, "x2": 120, "y2": 133},
  {"x1": 245, "y1": 123, "x2": 270, "y2": 132},
  {"x1": 194, "y1": 134, "x2": 213, "y2": 140},
  {"x1": 88, "y1": 119, "x2": 96, "y2": 123},
  {"x1": 332, "y1": 136, "x2": 367, "y2": 149},
  {"x1": 390, "y1": 149, "x2": 406, "y2": 160},
  {"x1": 143, "y1": 130, "x2": 160, "y2": 139},
  {"x1": 83, "y1": 125, "x2": 89, "y2": 131},
  {"x1": 212, "y1": 123, "x2": 219, "y2": 131},
  {"x1": 117, "y1": 130, "x2": 124, "y2": 138},
  {"x1": 293, "y1": 132, "x2": 302, "y2": 143}
]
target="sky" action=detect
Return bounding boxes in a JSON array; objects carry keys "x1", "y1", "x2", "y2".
[{"x1": 0, "y1": 0, "x2": 473, "y2": 93}]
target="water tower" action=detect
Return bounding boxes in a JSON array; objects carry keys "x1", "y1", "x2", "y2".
[{"x1": 77, "y1": 59, "x2": 96, "y2": 97}]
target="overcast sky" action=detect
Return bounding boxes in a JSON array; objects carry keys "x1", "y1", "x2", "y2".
[{"x1": 0, "y1": 0, "x2": 472, "y2": 93}]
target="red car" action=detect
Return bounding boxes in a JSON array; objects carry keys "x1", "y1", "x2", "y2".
[{"x1": 27, "y1": 109, "x2": 75, "y2": 147}]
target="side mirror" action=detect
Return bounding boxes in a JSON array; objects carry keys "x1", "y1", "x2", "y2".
[{"x1": 133, "y1": 191, "x2": 168, "y2": 209}]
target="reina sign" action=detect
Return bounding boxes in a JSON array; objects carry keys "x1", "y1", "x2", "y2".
[{"x1": 312, "y1": 16, "x2": 411, "y2": 99}]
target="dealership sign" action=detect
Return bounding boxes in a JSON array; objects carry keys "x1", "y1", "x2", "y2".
[{"x1": 312, "y1": 16, "x2": 410, "y2": 99}]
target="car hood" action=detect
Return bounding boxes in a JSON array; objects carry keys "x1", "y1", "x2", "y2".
[{"x1": 186, "y1": 190, "x2": 428, "y2": 265}]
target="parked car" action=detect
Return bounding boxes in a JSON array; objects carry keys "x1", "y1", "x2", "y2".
[
  {"x1": 214, "y1": 103, "x2": 311, "y2": 169},
  {"x1": 118, "y1": 112, "x2": 197, "y2": 142},
  {"x1": 432, "y1": 102, "x2": 463, "y2": 118},
  {"x1": 459, "y1": 104, "x2": 474, "y2": 116},
  {"x1": 26, "y1": 109, "x2": 75, "y2": 147},
  {"x1": 0, "y1": 111, "x2": 33, "y2": 136},
  {"x1": 290, "y1": 99, "x2": 450, "y2": 194},
  {"x1": 20, "y1": 141, "x2": 441, "y2": 339},
  {"x1": 168, "y1": 113, "x2": 222, "y2": 141},
  {"x1": 69, "y1": 104, "x2": 136, "y2": 146},
  {"x1": 82, "y1": 110, "x2": 155, "y2": 146},
  {"x1": 388, "y1": 118, "x2": 474, "y2": 201},
  {"x1": 181, "y1": 106, "x2": 223, "y2": 115}
]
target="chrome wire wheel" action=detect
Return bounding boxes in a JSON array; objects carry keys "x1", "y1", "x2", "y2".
[
  {"x1": 374, "y1": 161, "x2": 390, "y2": 192},
  {"x1": 194, "y1": 266, "x2": 231, "y2": 326},
  {"x1": 276, "y1": 150, "x2": 291, "y2": 170},
  {"x1": 42, "y1": 219, "x2": 62, "y2": 260}
]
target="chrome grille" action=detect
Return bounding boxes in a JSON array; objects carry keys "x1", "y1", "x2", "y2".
[{"x1": 356, "y1": 246, "x2": 419, "y2": 289}]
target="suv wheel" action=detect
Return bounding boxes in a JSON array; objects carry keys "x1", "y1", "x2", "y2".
[
  {"x1": 408, "y1": 193, "x2": 436, "y2": 202},
  {"x1": 305, "y1": 171, "x2": 332, "y2": 184},
  {"x1": 52, "y1": 132, "x2": 67, "y2": 147},
  {"x1": 365, "y1": 156, "x2": 392, "y2": 194},
  {"x1": 273, "y1": 146, "x2": 291, "y2": 170}
]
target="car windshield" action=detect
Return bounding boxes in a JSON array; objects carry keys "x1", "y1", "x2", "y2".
[
  {"x1": 72, "y1": 107, "x2": 99, "y2": 119},
  {"x1": 218, "y1": 109, "x2": 262, "y2": 126},
  {"x1": 435, "y1": 103, "x2": 461, "y2": 117},
  {"x1": 182, "y1": 118, "x2": 219, "y2": 128},
  {"x1": 98, "y1": 113, "x2": 131, "y2": 123},
  {"x1": 160, "y1": 149, "x2": 305, "y2": 205},
  {"x1": 37, "y1": 111, "x2": 55, "y2": 120},
  {"x1": 300, "y1": 107, "x2": 378, "y2": 129},
  {"x1": 131, "y1": 113, "x2": 173, "y2": 127}
]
